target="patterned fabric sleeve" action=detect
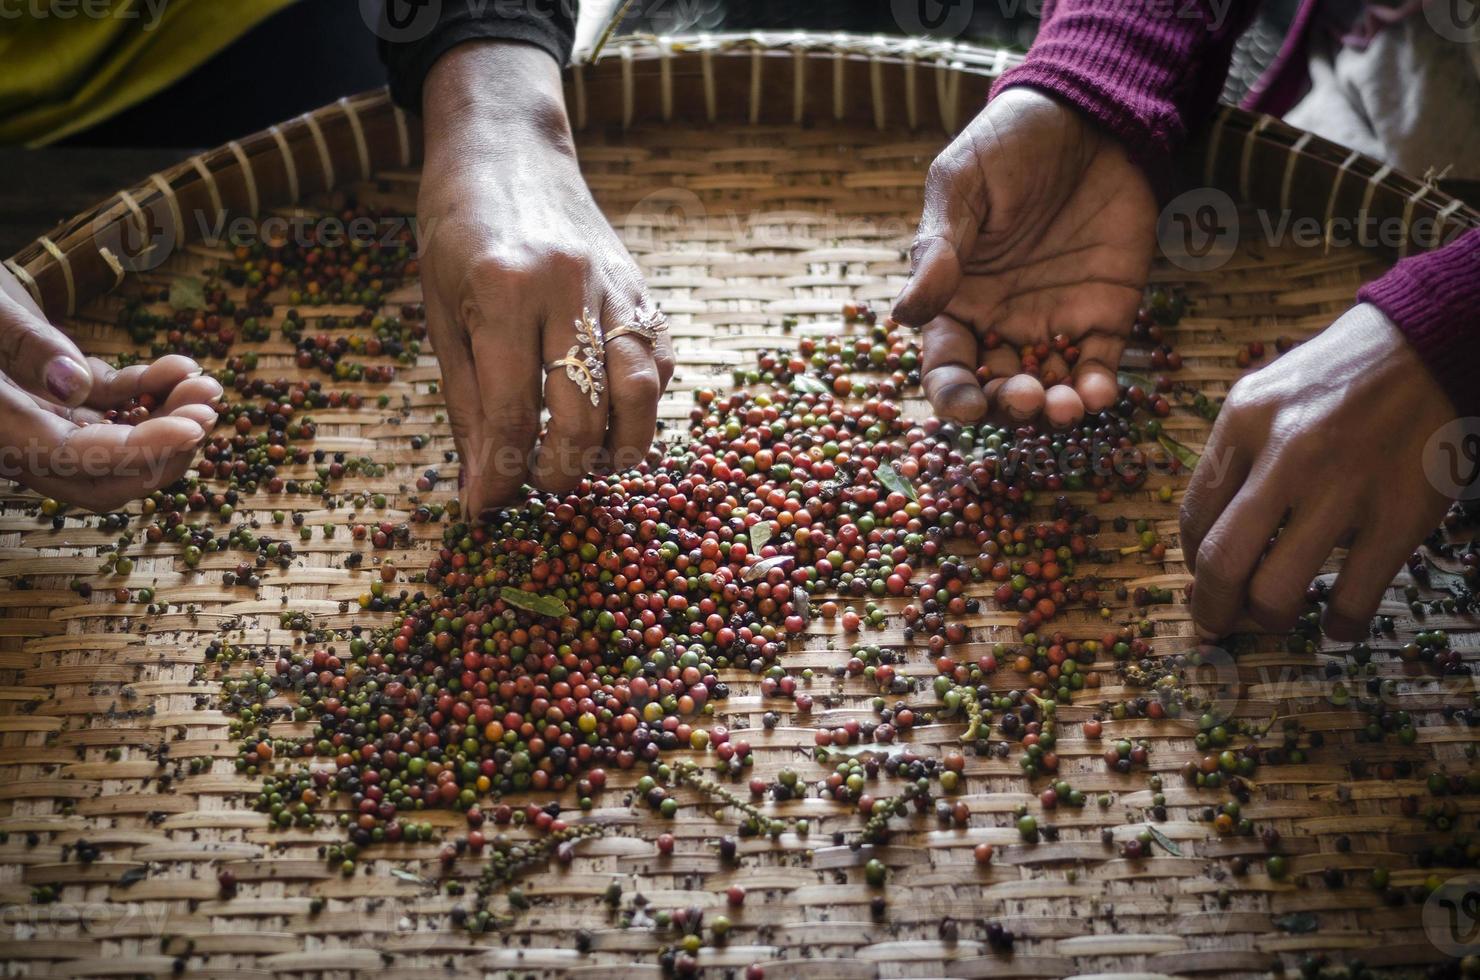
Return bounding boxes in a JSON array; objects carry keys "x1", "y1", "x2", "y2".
[
  {"x1": 991, "y1": 0, "x2": 1260, "y2": 187},
  {"x1": 1358, "y1": 228, "x2": 1480, "y2": 417}
]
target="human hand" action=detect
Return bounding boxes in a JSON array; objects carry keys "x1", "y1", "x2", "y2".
[
  {"x1": 1180, "y1": 304, "x2": 1456, "y2": 642},
  {"x1": 417, "y1": 41, "x2": 673, "y2": 517},
  {"x1": 893, "y1": 87, "x2": 1157, "y2": 427},
  {"x1": 1, "y1": 265, "x2": 220, "y2": 511}
]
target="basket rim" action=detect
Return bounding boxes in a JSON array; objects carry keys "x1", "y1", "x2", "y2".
[{"x1": 5, "y1": 30, "x2": 1477, "y2": 323}]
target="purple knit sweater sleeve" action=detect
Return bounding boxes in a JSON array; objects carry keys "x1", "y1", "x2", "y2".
[
  {"x1": 994, "y1": 0, "x2": 1480, "y2": 418},
  {"x1": 1359, "y1": 229, "x2": 1480, "y2": 417},
  {"x1": 990, "y1": 0, "x2": 1259, "y2": 184}
]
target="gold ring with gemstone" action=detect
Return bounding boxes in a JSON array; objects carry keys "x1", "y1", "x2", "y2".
[
  {"x1": 543, "y1": 307, "x2": 607, "y2": 406},
  {"x1": 605, "y1": 307, "x2": 668, "y2": 345}
]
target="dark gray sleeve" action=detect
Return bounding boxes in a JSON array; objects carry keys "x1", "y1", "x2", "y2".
[{"x1": 377, "y1": 0, "x2": 578, "y2": 112}]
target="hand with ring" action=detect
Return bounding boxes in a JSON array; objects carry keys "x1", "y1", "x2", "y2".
[{"x1": 417, "y1": 41, "x2": 675, "y2": 516}]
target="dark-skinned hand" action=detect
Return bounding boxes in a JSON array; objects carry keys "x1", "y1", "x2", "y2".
[
  {"x1": 893, "y1": 87, "x2": 1156, "y2": 428},
  {"x1": 418, "y1": 41, "x2": 674, "y2": 518},
  {"x1": 1180, "y1": 303, "x2": 1456, "y2": 641},
  {"x1": 1, "y1": 265, "x2": 219, "y2": 511}
]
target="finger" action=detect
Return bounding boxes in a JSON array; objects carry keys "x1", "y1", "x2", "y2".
[
  {"x1": 169, "y1": 403, "x2": 220, "y2": 430},
  {"x1": 603, "y1": 294, "x2": 661, "y2": 473},
  {"x1": 0, "y1": 277, "x2": 92, "y2": 406},
  {"x1": 979, "y1": 346, "x2": 1022, "y2": 385},
  {"x1": 1321, "y1": 527, "x2": 1416, "y2": 641},
  {"x1": 158, "y1": 375, "x2": 225, "y2": 415},
  {"x1": 63, "y1": 416, "x2": 205, "y2": 511},
  {"x1": 422, "y1": 285, "x2": 484, "y2": 515},
  {"x1": 1039, "y1": 353, "x2": 1071, "y2": 389},
  {"x1": 534, "y1": 301, "x2": 609, "y2": 494},
  {"x1": 83, "y1": 355, "x2": 203, "y2": 409},
  {"x1": 1043, "y1": 384, "x2": 1084, "y2": 428},
  {"x1": 995, "y1": 374, "x2": 1045, "y2": 422},
  {"x1": 0, "y1": 380, "x2": 205, "y2": 511},
  {"x1": 1188, "y1": 463, "x2": 1287, "y2": 638},
  {"x1": 463, "y1": 276, "x2": 543, "y2": 514},
  {"x1": 647, "y1": 302, "x2": 676, "y2": 393},
  {"x1": 1244, "y1": 499, "x2": 1347, "y2": 633},
  {"x1": 1178, "y1": 410, "x2": 1251, "y2": 573},
  {"x1": 921, "y1": 314, "x2": 986, "y2": 423},
  {"x1": 652, "y1": 323, "x2": 676, "y2": 453},
  {"x1": 0, "y1": 263, "x2": 46, "y2": 320},
  {"x1": 892, "y1": 149, "x2": 984, "y2": 327},
  {"x1": 1072, "y1": 334, "x2": 1125, "y2": 413}
]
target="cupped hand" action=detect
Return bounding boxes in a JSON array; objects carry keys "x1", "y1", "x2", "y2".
[
  {"x1": 1180, "y1": 304, "x2": 1456, "y2": 642},
  {"x1": 893, "y1": 87, "x2": 1157, "y2": 428},
  {"x1": 417, "y1": 42, "x2": 673, "y2": 518},
  {"x1": 2, "y1": 265, "x2": 220, "y2": 511}
]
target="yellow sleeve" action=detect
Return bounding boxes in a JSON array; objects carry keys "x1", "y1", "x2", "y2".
[{"x1": 0, "y1": 0, "x2": 297, "y2": 146}]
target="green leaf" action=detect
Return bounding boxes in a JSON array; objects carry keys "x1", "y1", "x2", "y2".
[
  {"x1": 1117, "y1": 370, "x2": 1156, "y2": 391},
  {"x1": 876, "y1": 461, "x2": 918, "y2": 502},
  {"x1": 791, "y1": 374, "x2": 831, "y2": 395},
  {"x1": 1146, "y1": 825, "x2": 1182, "y2": 856},
  {"x1": 1273, "y1": 912, "x2": 1318, "y2": 934},
  {"x1": 500, "y1": 587, "x2": 569, "y2": 619},
  {"x1": 750, "y1": 521, "x2": 773, "y2": 553},
  {"x1": 1157, "y1": 433, "x2": 1201, "y2": 469},
  {"x1": 169, "y1": 276, "x2": 206, "y2": 311}
]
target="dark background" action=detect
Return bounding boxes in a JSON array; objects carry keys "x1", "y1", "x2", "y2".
[{"x1": 3, "y1": 0, "x2": 1301, "y2": 257}]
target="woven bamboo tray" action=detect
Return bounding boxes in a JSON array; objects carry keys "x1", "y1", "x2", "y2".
[{"x1": 3, "y1": 33, "x2": 1479, "y2": 979}]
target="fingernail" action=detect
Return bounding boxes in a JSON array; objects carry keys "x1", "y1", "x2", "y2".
[
  {"x1": 178, "y1": 420, "x2": 207, "y2": 446},
  {"x1": 45, "y1": 357, "x2": 90, "y2": 404}
]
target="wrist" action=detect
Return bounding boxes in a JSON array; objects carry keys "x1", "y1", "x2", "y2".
[
  {"x1": 1354, "y1": 301, "x2": 1462, "y2": 421},
  {"x1": 422, "y1": 40, "x2": 573, "y2": 159}
]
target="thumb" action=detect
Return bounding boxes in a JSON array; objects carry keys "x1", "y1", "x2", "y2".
[
  {"x1": 0, "y1": 268, "x2": 93, "y2": 407},
  {"x1": 892, "y1": 161, "x2": 984, "y2": 327}
]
